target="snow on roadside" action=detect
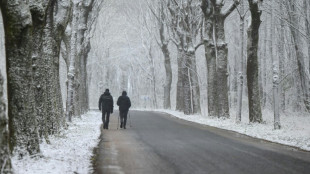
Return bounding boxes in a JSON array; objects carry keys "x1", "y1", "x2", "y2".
[
  {"x1": 12, "y1": 111, "x2": 102, "y2": 174},
  {"x1": 134, "y1": 108, "x2": 310, "y2": 151}
]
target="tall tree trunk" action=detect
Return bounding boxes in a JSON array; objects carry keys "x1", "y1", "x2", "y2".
[
  {"x1": 278, "y1": 2, "x2": 286, "y2": 111},
  {"x1": 201, "y1": 1, "x2": 217, "y2": 116},
  {"x1": 66, "y1": 2, "x2": 79, "y2": 122},
  {"x1": 189, "y1": 51, "x2": 201, "y2": 114},
  {"x1": 262, "y1": 15, "x2": 268, "y2": 108},
  {"x1": 247, "y1": 0, "x2": 263, "y2": 123},
  {"x1": 81, "y1": 40, "x2": 90, "y2": 112},
  {"x1": 0, "y1": 0, "x2": 40, "y2": 154},
  {"x1": 205, "y1": 21, "x2": 217, "y2": 116},
  {"x1": 32, "y1": 0, "x2": 70, "y2": 139},
  {"x1": 0, "y1": 73, "x2": 12, "y2": 173},
  {"x1": 270, "y1": 0, "x2": 280, "y2": 129},
  {"x1": 182, "y1": 52, "x2": 192, "y2": 115},
  {"x1": 158, "y1": 2, "x2": 172, "y2": 109},
  {"x1": 176, "y1": 48, "x2": 185, "y2": 111},
  {"x1": 73, "y1": 0, "x2": 94, "y2": 116},
  {"x1": 162, "y1": 43, "x2": 172, "y2": 109},
  {"x1": 202, "y1": 0, "x2": 238, "y2": 117},
  {"x1": 287, "y1": 0, "x2": 310, "y2": 112},
  {"x1": 213, "y1": 14, "x2": 229, "y2": 118},
  {"x1": 149, "y1": 47, "x2": 158, "y2": 109},
  {"x1": 304, "y1": 0, "x2": 310, "y2": 73},
  {"x1": 237, "y1": 0, "x2": 245, "y2": 122},
  {"x1": 31, "y1": 2, "x2": 49, "y2": 140}
]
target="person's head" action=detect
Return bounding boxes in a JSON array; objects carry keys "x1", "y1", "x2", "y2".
[
  {"x1": 105, "y1": 89, "x2": 109, "y2": 93},
  {"x1": 122, "y1": 91, "x2": 127, "y2": 96}
]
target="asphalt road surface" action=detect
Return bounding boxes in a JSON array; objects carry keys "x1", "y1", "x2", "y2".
[{"x1": 92, "y1": 110, "x2": 310, "y2": 174}]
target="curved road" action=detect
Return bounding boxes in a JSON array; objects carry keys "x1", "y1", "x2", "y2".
[{"x1": 92, "y1": 111, "x2": 310, "y2": 174}]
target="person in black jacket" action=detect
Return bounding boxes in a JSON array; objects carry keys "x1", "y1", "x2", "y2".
[
  {"x1": 117, "y1": 91, "x2": 131, "y2": 129},
  {"x1": 98, "y1": 89, "x2": 114, "y2": 129}
]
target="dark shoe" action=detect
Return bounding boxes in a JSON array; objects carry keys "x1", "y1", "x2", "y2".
[{"x1": 120, "y1": 123, "x2": 123, "y2": 128}]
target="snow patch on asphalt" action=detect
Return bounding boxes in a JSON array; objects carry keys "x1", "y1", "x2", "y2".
[
  {"x1": 12, "y1": 111, "x2": 102, "y2": 174},
  {"x1": 134, "y1": 109, "x2": 310, "y2": 151}
]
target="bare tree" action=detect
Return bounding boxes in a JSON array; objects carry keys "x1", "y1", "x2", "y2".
[
  {"x1": 247, "y1": 0, "x2": 263, "y2": 123},
  {"x1": 31, "y1": 0, "x2": 71, "y2": 141},
  {"x1": 149, "y1": 0, "x2": 172, "y2": 109},
  {"x1": 212, "y1": 0, "x2": 239, "y2": 118},
  {"x1": 236, "y1": 0, "x2": 246, "y2": 122},
  {"x1": 286, "y1": 0, "x2": 310, "y2": 112},
  {"x1": 201, "y1": 0, "x2": 239, "y2": 117},
  {"x1": 270, "y1": 0, "x2": 280, "y2": 129},
  {"x1": 66, "y1": 1, "x2": 79, "y2": 122},
  {"x1": 168, "y1": 0, "x2": 202, "y2": 114},
  {"x1": 66, "y1": 0, "x2": 100, "y2": 120},
  {"x1": 0, "y1": 0, "x2": 40, "y2": 154},
  {"x1": 201, "y1": 0, "x2": 217, "y2": 116}
]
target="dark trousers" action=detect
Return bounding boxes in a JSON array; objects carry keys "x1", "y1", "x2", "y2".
[
  {"x1": 102, "y1": 110, "x2": 110, "y2": 129},
  {"x1": 120, "y1": 110, "x2": 128, "y2": 128}
]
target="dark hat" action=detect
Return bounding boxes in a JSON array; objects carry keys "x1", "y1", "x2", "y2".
[
  {"x1": 122, "y1": 91, "x2": 127, "y2": 96},
  {"x1": 105, "y1": 89, "x2": 109, "y2": 92}
]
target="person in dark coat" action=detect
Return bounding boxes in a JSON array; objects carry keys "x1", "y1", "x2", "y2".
[
  {"x1": 117, "y1": 91, "x2": 131, "y2": 129},
  {"x1": 98, "y1": 89, "x2": 114, "y2": 129}
]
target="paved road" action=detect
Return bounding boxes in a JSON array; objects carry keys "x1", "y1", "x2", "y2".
[{"x1": 92, "y1": 111, "x2": 310, "y2": 174}]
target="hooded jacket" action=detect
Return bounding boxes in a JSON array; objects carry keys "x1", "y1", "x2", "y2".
[
  {"x1": 117, "y1": 92, "x2": 131, "y2": 112},
  {"x1": 99, "y1": 91, "x2": 114, "y2": 113}
]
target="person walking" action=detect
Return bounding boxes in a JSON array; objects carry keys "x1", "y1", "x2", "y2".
[
  {"x1": 98, "y1": 89, "x2": 114, "y2": 129},
  {"x1": 117, "y1": 91, "x2": 131, "y2": 129}
]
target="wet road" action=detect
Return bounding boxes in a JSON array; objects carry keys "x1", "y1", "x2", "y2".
[{"x1": 92, "y1": 110, "x2": 310, "y2": 174}]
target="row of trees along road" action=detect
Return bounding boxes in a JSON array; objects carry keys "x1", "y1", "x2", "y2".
[
  {"x1": 145, "y1": 0, "x2": 310, "y2": 126},
  {"x1": 1, "y1": 0, "x2": 310, "y2": 173},
  {"x1": 0, "y1": 0, "x2": 102, "y2": 172}
]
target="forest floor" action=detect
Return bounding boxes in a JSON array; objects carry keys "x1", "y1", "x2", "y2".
[{"x1": 11, "y1": 111, "x2": 101, "y2": 174}]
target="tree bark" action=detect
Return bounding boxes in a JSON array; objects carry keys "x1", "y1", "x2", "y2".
[
  {"x1": 213, "y1": 14, "x2": 229, "y2": 118},
  {"x1": 0, "y1": 0, "x2": 40, "y2": 154},
  {"x1": 236, "y1": 0, "x2": 245, "y2": 122},
  {"x1": 32, "y1": 0, "x2": 70, "y2": 139},
  {"x1": 168, "y1": 0, "x2": 201, "y2": 114},
  {"x1": 189, "y1": 51, "x2": 201, "y2": 114},
  {"x1": 163, "y1": 43, "x2": 172, "y2": 109},
  {"x1": 270, "y1": 0, "x2": 280, "y2": 129},
  {"x1": 278, "y1": 2, "x2": 286, "y2": 111},
  {"x1": 66, "y1": 2, "x2": 79, "y2": 122},
  {"x1": 247, "y1": 0, "x2": 263, "y2": 123},
  {"x1": 201, "y1": 1, "x2": 217, "y2": 116},
  {"x1": 304, "y1": 0, "x2": 310, "y2": 74},
  {"x1": 261, "y1": 15, "x2": 268, "y2": 108},
  {"x1": 202, "y1": 0, "x2": 238, "y2": 117},
  {"x1": 176, "y1": 48, "x2": 185, "y2": 111},
  {"x1": 0, "y1": 73, "x2": 11, "y2": 173},
  {"x1": 287, "y1": 0, "x2": 310, "y2": 112},
  {"x1": 71, "y1": 0, "x2": 94, "y2": 117},
  {"x1": 182, "y1": 52, "x2": 192, "y2": 115}
]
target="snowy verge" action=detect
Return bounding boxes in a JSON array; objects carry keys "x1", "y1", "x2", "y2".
[
  {"x1": 12, "y1": 111, "x2": 102, "y2": 174},
  {"x1": 133, "y1": 108, "x2": 310, "y2": 151}
]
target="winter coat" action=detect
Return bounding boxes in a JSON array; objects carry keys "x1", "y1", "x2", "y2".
[
  {"x1": 117, "y1": 94, "x2": 131, "y2": 112},
  {"x1": 98, "y1": 92, "x2": 114, "y2": 113}
]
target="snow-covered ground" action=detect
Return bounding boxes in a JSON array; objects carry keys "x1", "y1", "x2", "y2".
[
  {"x1": 135, "y1": 108, "x2": 310, "y2": 151},
  {"x1": 10, "y1": 109, "x2": 310, "y2": 174},
  {"x1": 12, "y1": 111, "x2": 102, "y2": 174}
]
